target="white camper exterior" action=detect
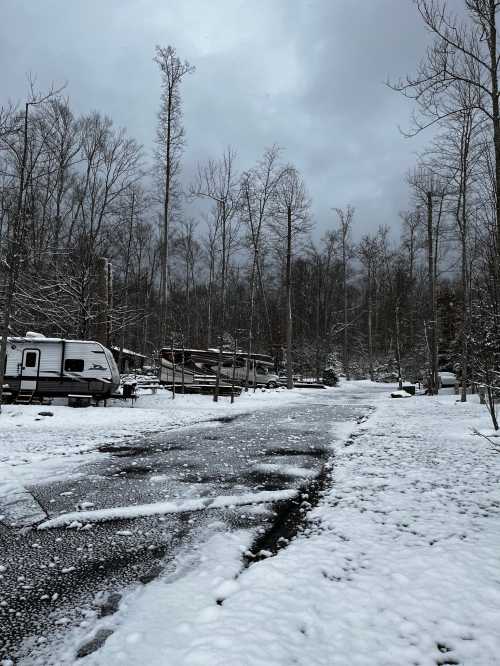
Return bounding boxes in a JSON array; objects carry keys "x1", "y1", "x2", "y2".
[{"x1": 3, "y1": 336, "x2": 120, "y2": 399}]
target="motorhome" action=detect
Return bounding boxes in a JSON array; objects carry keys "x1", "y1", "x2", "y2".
[
  {"x1": 2, "y1": 334, "x2": 120, "y2": 401},
  {"x1": 159, "y1": 348, "x2": 280, "y2": 388}
]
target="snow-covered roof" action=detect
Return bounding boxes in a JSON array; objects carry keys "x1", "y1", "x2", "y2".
[
  {"x1": 160, "y1": 347, "x2": 209, "y2": 353},
  {"x1": 111, "y1": 346, "x2": 147, "y2": 358},
  {"x1": 4, "y1": 336, "x2": 105, "y2": 345}
]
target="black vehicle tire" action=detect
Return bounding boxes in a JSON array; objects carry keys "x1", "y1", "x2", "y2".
[{"x1": 267, "y1": 381, "x2": 278, "y2": 389}]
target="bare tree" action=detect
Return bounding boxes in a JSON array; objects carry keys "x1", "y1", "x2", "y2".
[
  {"x1": 200, "y1": 210, "x2": 219, "y2": 348},
  {"x1": 272, "y1": 166, "x2": 310, "y2": 389},
  {"x1": 0, "y1": 83, "x2": 65, "y2": 411},
  {"x1": 391, "y1": 0, "x2": 500, "y2": 294},
  {"x1": 154, "y1": 45, "x2": 195, "y2": 342},
  {"x1": 358, "y1": 234, "x2": 381, "y2": 380},
  {"x1": 240, "y1": 145, "x2": 286, "y2": 387},
  {"x1": 334, "y1": 205, "x2": 355, "y2": 381},
  {"x1": 174, "y1": 218, "x2": 202, "y2": 342},
  {"x1": 192, "y1": 148, "x2": 239, "y2": 335},
  {"x1": 437, "y1": 102, "x2": 481, "y2": 400},
  {"x1": 408, "y1": 169, "x2": 448, "y2": 394},
  {"x1": 191, "y1": 147, "x2": 240, "y2": 400}
]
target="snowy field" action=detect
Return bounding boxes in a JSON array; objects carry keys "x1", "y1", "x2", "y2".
[{"x1": 54, "y1": 382, "x2": 500, "y2": 666}]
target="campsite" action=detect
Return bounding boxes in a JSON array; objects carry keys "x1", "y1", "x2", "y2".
[{"x1": 2, "y1": 1, "x2": 500, "y2": 664}]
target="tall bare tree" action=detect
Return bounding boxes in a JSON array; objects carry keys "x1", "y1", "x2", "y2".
[
  {"x1": 358, "y1": 234, "x2": 381, "y2": 380},
  {"x1": 192, "y1": 147, "x2": 240, "y2": 400},
  {"x1": 272, "y1": 166, "x2": 310, "y2": 389},
  {"x1": 334, "y1": 205, "x2": 354, "y2": 381},
  {"x1": 431, "y1": 93, "x2": 481, "y2": 400},
  {"x1": 154, "y1": 45, "x2": 194, "y2": 342},
  {"x1": 240, "y1": 145, "x2": 285, "y2": 387},
  {"x1": 408, "y1": 169, "x2": 448, "y2": 394},
  {"x1": 192, "y1": 148, "x2": 240, "y2": 328}
]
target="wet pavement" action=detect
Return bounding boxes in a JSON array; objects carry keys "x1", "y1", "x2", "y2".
[{"x1": 0, "y1": 392, "x2": 371, "y2": 663}]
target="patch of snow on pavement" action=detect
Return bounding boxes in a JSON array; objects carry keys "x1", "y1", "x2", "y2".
[
  {"x1": 252, "y1": 463, "x2": 316, "y2": 478},
  {"x1": 0, "y1": 475, "x2": 46, "y2": 527},
  {"x1": 37, "y1": 489, "x2": 298, "y2": 529}
]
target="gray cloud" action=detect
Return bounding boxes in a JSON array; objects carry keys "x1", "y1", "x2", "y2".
[{"x1": 0, "y1": 0, "x2": 437, "y2": 239}]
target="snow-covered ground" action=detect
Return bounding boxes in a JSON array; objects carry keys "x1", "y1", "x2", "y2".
[
  {"x1": 59, "y1": 382, "x2": 500, "y2": 666},
  {"x1": 0, "y1": 387, "x2": 316, "y2": 526}
]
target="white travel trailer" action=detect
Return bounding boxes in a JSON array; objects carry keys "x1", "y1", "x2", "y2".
[
  {"x1": 2, "y1": 334, "x2": 120, "y2": 401},
  {"x1": 159, "y1": 348, "x2": 280, "y2": 388}
]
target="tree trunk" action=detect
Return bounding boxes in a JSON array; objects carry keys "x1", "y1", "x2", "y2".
[
  {"x1": 207, "y1": 250, "x2": 214, "y2": 348},
  {"x1": 160, "y1": 91, "x2": 173, "y2": 343},
  {"x1": 367, "y1": 263, "x2": 374, "y2": 381},
  {"x1": 315, "y1": 256, "x2": 321, "y2": 382},
  {"x1": 245, "y1": 250, "x2": 258, "y2": 391},
  {"x1": 395, "y1": 302, "x2": 403, "y2": 390},
  {"x1": 286, "y1": 204, "x2": 293, "y2": 390},
  {"x1": 342, "y1": 228, "x2": 350, "y2": 380},
  {"x1": 427, "y1": 191, "x2": 439, "y2": 395},
  {"x1": 461, "y1": 234, "x2": 468, "y2": 402},
  {"x1": 213, "y1": 200, "x2": 227, "y2": 403},
  {"x1": 119, "y1": 191, "x2": 135, "y2": 372},
  {"x1": 220, "y1": 199, "x2": 227, "y2": 328},
  {"x1": 487, "y1": 0, "x2": 500, "y2": 309}
]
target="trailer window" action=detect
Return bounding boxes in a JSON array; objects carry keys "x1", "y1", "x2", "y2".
[
  {"x1": 25, "y1": 352, "x2": 37, "y2": 368},
  {"x1": 65, "y1": 359, "x2": 84, "y2": 372}
]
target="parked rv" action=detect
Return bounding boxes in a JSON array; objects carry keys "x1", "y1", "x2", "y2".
[
  {"x1": 159, "y1": 348, "x2": 280, "y2": 388},
  {"x1": 2, "y1": 334, "x2": 120, "y2": 402}
]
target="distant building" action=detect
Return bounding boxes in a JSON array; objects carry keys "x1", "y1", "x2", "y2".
[{"x1": 111, "y1": 346, "x2": 147, "y2": 374}]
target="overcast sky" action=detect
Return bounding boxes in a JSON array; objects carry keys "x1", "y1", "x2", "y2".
[{"x1": 0, "y1": 0, "x2": 440, "y2": 240}]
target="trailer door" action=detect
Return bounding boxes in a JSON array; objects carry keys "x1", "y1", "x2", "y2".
[{"x1": 20, "y1": 348, "x2": 40, "y2": 391}]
